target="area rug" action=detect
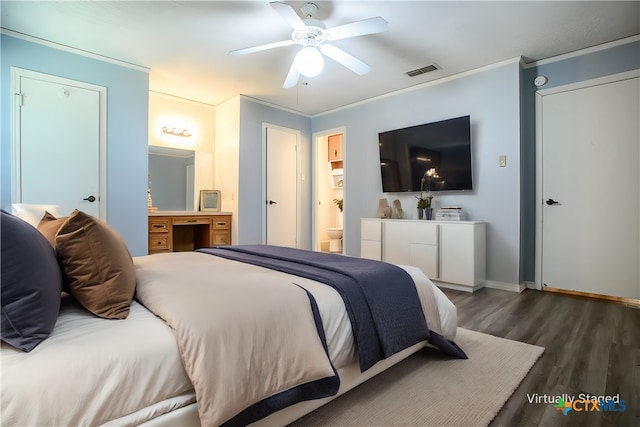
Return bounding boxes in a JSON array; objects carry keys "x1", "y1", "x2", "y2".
[{"x1": 291, "y1": 328, "x2": 544, "y2": 427}]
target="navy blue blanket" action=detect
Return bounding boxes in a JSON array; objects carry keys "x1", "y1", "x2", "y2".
[{"x1": 198, "y1": 245, "x2": 466, "y2": 372}]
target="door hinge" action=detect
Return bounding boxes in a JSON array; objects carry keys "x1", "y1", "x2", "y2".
[{"x1": 15, "y1": 93, "x2": 24, "y2": 107}]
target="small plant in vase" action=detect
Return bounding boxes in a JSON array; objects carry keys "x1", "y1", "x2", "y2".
[
  {"x1": 333, "y1": 198, "x2": 344, "y2": 228},
  {"x1": 417, "y1": 167, "x2": 437, "y2": 219},
  {"x1": 333, "y1": 198, "x2": 343, "y2": 213},
  {"x1": 416, "y1": 194, "x2": 433, "y2": 219}
]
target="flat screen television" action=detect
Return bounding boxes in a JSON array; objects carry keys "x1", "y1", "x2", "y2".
[{"x1": 378, "y1": 115, "x2": 472, "y2": 192}]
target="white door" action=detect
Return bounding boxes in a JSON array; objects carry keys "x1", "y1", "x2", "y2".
[
  {"x1": 12, "y1": 69, "x2": 105, "y2": 218},
  {"x1": 264, "y1": 126, "x2": 298, "y2": 247},
  {"x1": 537, "y1": 73, "x2": 639, "y2": 299}
]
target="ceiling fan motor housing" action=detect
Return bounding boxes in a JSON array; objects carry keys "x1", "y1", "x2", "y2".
[{"x1": 300, "y1": 2, "x2": 319, "y2": 18}]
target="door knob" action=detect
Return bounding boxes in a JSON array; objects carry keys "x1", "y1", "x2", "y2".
[
  {"x1": 546, "y1": 198, "x2": 559, "y2": 205},
  {"x1": 267, "y1": 200, "x2": 277, "y2": 205},
  {"x1": 83, "y1": 195, "x2": 96, "y2": 203}
]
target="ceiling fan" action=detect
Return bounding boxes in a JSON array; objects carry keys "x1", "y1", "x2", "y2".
[{"x1": 229, "y1": 2, "x2": 388, "y2": 88}]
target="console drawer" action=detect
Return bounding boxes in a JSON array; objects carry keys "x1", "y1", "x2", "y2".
[{"x1": 173, "y1": 217, "x2": 211, "y2": 226}]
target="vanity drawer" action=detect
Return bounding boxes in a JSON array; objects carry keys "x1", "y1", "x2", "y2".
[
  {"x1": 149, "y1": 235, "x2": 170, "y2": 250},
  {"x1": 213, "y1": 217, "x2": 230, "y2": 229},
  {"x1": 149, "y1": 218, "x2": 170, "y2": 233},
  {"x1": 212, "y1": 231, "x2": 230, "y2": 245},
  {"x1": 173, "y1": 217, "x2": 211, "y2": 226}
]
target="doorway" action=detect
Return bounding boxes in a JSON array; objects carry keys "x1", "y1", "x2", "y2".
[
  {"x1": 312, "y1": 127, "x2": 346, "y2": 253},
  {"x1": 11, "y1": 67, "x2": 106, "y2": 219},
  {"x1": 263, "y1": 125, "x2": 300, "y2": 248},
  {"x1": 535, "y1": 71, "x2": 639, "y2": 300}
]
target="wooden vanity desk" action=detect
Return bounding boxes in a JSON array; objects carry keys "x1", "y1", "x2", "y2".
[{"x1": 148, "y1": 211, "x2": 232, "y2": 255}]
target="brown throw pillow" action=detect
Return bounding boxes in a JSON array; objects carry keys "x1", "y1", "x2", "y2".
[
  {"x1": 37, "y1": 211, "x2": 68, "y2": 247},
  {"x1": 55, "y1": 210, "x2": 136, "y2": 319}
]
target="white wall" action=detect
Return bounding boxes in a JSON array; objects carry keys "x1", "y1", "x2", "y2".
[
  {"x1": 215, "y1": 96, "x2": 241, "y2": 244},
  {"x1": 312, "y1": 60, "x2": 522, "y2": 286}
]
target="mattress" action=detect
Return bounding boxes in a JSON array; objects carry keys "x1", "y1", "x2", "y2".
[{"x1": 1, "y1": 252, "x2": 458, "y2": 426}]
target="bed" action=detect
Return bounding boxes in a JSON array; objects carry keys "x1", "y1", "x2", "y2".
[{"x1": 1, "y1": 208, "x2": 464, "y2": 426}]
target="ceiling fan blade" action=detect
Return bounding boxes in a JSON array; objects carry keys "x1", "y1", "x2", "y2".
[
  {"x1": 320, "y1": 44, "x2": 371, "y2": 75},
  {"x1": 228, "y1": 39, "x2": 294, "y2": 56},
  {"x1": 283, "y1": 59, "x2": 301, "y2": 88},
  {"x1": 270, "y1": 1, "x2": 306, "y2": 30},
  {"x1": 325, "y1": 16, "x2": 388, "y2": 41}
]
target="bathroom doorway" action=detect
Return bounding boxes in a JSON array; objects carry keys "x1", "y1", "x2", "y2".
[{"x1": 312, "y1": 127, "x2": 346, "y2": 254}]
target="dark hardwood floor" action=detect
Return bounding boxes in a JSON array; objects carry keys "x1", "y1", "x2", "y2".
[{"x1": 440, "y1": 287, "x2": 639, "y2": 427}]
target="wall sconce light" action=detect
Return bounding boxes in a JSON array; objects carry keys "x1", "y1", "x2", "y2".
[{"x1": 162, "y1": 126, "x2": 192, "y2": 137}]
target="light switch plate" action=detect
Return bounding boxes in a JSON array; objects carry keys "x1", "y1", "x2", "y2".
[{"x1": 499, "y1": 155, "x2": 507, "y2": 167}]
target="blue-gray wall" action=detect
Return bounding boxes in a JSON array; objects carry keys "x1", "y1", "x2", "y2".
[
  {"x1": 1, "y1": 34, "x2": 149, "y2": 255},
  {"x1": 313, "y1": 61, "x2": 522, "y2": 285},
  {"x1": 4, "y1": 32, "x2": 636, "y2": 280}
]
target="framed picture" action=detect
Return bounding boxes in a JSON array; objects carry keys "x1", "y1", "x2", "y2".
[{"x1": 199, "y1": 190, "x2": 221, "y2": 212}]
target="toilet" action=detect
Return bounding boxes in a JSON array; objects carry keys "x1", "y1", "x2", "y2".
[{"x1": 326, "y1": 227, "x2": 343, "y2": 253}]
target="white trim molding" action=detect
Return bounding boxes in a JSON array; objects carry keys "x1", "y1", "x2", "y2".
[
  {"x1": 522, "y1": 34, "x2": 640, "y2": 69},
  {"x1": 1, "y1": 28, "x2": 150, "y2": 73},
  {"x1": 483, "y1": 281, "x2": 527, "y2": 293}
]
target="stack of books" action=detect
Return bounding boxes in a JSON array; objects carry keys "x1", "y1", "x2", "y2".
[{"x1": 435, "y1": 207, "x2": 467, "y2": 221}]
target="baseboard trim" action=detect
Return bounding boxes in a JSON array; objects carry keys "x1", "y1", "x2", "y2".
[
  {"x1": 483, "y1": 281, "x2": 526, "y2": 293},
  {"x1": 432, "y1": 281, "x2": 476, "y2": 293},
  {"x1": 544, "y1": 287, "x2": 640, "y2": 308},
  {"x1": 434, "y1": 280, "x2": 525, "y2": 293}
]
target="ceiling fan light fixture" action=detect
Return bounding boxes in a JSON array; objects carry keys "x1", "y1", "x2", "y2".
[{"x1": 296, "y1": 45, "x2": 324, "y2": 77}]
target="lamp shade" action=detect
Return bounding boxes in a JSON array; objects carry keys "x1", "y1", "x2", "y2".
[{"x1": 296, "y1": 46, "x2": 324, "y2": 77}]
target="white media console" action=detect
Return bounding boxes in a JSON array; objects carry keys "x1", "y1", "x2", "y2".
[{"x1": 361, "y1": 218, "x2": 486, "y2": 292}]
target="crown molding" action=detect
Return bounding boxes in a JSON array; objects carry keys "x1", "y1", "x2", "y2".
[
  {"x1": 1, "y1": 28, "x2": 150, "y2": 73},
  {"x1": 522, "y1": 34, "x2": 640, "y2": 69}
]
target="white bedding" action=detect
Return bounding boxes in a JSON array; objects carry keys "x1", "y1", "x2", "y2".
[
  {"x1": 1, "y1": 251, "x2": 458, "y2": 426},
  {"x1": 1, "y1": 296, "x2": 194, "y2": 427}
]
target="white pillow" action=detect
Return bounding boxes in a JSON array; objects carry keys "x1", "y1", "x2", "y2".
[{"x1": 11, "y1": 204, "x2": 62, "y2": 227}]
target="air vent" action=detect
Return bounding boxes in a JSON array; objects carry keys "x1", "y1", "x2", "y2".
[{"x1": 406, "y1": 64, "x2": 439, "y2": 77}]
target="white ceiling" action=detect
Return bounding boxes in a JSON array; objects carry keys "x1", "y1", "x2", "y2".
[{"x1": 2, "y1": 1, "x2": 639, "y2": 115}]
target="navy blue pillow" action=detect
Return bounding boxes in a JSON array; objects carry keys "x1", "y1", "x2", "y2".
[{"x1": 1, "y1": 210, "x2": 62, "y2": 351}]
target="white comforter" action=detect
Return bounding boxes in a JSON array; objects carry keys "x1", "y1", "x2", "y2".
[{"x1": 1, "y1": 251, "x2": 458, "y2": 427}]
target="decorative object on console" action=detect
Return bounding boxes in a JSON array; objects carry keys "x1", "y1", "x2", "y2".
[
  {"x1": 416, "y1": 167, "x2": 437, "y2": 219},
  {"x1": 377, "y1": 198, "x2": 392, "y2": 218},
  {"x1": 424, "y1": 207, "x2": 433, "y2": 220},
  {"x1": 199, "y1": 190, "x2": 221, "y2": 212},
  {"x1": 393, "y1": 199, "x2": 403, "y2": 219},
  {"x1": 435, "y1": 207, "x2": 467, "y2": 221}
]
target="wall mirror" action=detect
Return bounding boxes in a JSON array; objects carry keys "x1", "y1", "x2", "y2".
[{"x1": 149, "y1": 146, "x2": 195, "y2": 211}]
